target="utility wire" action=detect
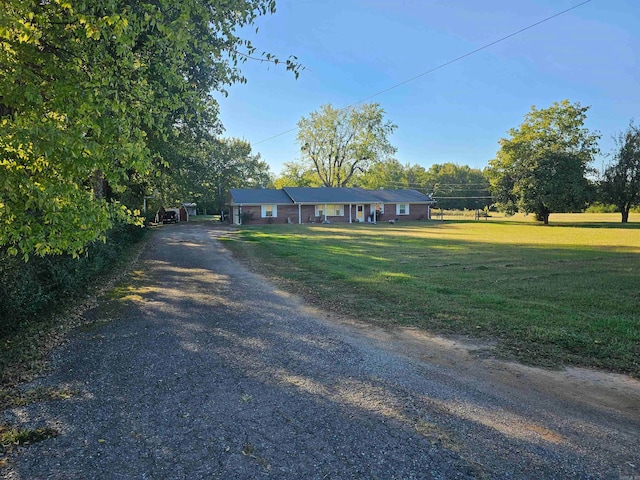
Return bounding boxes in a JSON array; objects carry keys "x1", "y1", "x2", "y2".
[
  {"x1": 253, "y1": 0, "x2": 591, "y2": 146},
  {"x1": 352, "y1": 0, "x2": 591, "y2": 105},
  {"x1": 385, "y1": 182, "x2": 491, "y2": 187}
]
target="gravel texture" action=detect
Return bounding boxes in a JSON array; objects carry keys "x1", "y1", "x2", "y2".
[{"x1": 2, "y1": 223, "x2": 639, "y2": 479}]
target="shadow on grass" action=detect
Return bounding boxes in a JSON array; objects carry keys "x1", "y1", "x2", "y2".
[
  {"x1": 6, "y1": 225, "x2": 633, "y2": 478},
  {"x1": 226, "y1": 223, "x2": 640, "y2": 376}
]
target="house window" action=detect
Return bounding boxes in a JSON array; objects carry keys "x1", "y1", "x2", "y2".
[
  {"x1": 315, "y1": 204, "x2": 344, "y2": 217},
  {"x1": 261, "y1": 204, "x2": 277, "y2": 218},
  {"x1": 396, "y1": 203, "x2": 409, "y2": 215}
]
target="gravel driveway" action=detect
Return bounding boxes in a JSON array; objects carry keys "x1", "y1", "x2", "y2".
[{"x1": 3, "y1": 223, "x2": 639, "y2": 479}]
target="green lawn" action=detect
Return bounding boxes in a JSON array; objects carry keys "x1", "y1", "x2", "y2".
[{"x1": 223, "y1": 213, "x2": 640, "y2": 376}]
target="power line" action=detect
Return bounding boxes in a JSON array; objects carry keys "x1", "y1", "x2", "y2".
[
  {"x1": 384, "y1": 181, "x2": 490, "y2": 185},
  {"x1": 253, "y1": 0, "x2": 591, "y2": 147},
  {"x1": 352, "y1": 0, "x2": 591, "y2": 105},
  {"x1": 387, "y1": 180, "x2": 490, "y2": 187},
  {"x1": 383, "y1": 182, "x2": 491, "y2": 188}
]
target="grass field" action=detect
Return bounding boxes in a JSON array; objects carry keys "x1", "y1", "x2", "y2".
[{"x1": 223, "y1": 213, "x2": 640, "y2": 376}]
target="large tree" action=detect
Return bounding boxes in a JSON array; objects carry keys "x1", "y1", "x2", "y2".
[
  {"x1": 600, "y1": 121, "x2": 640, "y2": 223},
  {"x1": 198, "y1": 138, "x2": 272, "y2": 214},
  {"x1": 0, "y1": 0, "x2": 299, "y2": 259},
  {"x1": 296, "y1": 103, "x2": 397, "y2": 187},
  {"x1": 487, "y1": 100, "x2": 600, "y2": 224}
]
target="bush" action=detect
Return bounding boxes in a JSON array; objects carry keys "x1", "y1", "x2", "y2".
[
  {"x1": 432, "y1": 209, "x2": 477, "y2": 218},
  {"x1": 240, "y1": 211, "x2": 255, "y2": 224},
  {"x1": 585, "y1": 203, "x2": 619, "y2": 213},
  {"x1": 0, "y1": 222, "x2": 146, "y2": 338}
]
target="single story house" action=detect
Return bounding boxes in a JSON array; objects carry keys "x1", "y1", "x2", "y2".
[{"x1": 227, "y1": 187, "x2": 436, "y2": 225}]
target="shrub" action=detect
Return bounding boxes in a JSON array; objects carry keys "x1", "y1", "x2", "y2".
[
  {"x1": 585, "y1": 203, "x2": 619, "y2": 213},
  {"x1": 0, "y1": 222, "x2": 146, "y2": 338},
  {"x1": 240, "y1": 211, "x2": 255, "y2": 224}
]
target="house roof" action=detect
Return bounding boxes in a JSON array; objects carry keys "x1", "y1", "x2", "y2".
[
  {"x1": 368, "y1": 188, "x2": 434, "y2": 204},
  {"x1": 227, "y1": 187, "x2": 435, "y2": 205},
  {"x1": 282, "y1": 187, "x2": 373, "y2": 204},
  {"x1": 228, "y1": 188, "x2": 293, "y2": 205}
]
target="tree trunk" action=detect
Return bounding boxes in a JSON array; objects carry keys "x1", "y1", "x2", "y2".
[
  {"x1": 93, "y1": 170, "x2": 105, "y2": 199},
  {"x1": 621, "y1": 207, "x2": 630, "y2": 223},
  {"x1": 535, "y1": 208, "x2": 550, "y2": 224}
]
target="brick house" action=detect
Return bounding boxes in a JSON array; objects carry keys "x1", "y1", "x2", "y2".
[{"x1": 227, "y1": 187, "x2": 436, "y2": 225}]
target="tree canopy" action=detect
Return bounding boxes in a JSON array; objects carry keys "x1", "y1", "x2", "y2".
[
  {"x1": 296, "y1": 103, "x2": 396, "y2": 187},
  {"x1": 354, "y1": 160, "x2": 490, "y2": 210},
  {"x1": 0, "y1": 0, "x2": 299, "y2": 259},
  {"x1": 486, "y1": 100, "x2": 600, "y2": 224},
  {"x1": 355, "y1": 158, "x2": 410, "y2": 190},
  {"x1": 426, "y1": 163, "x2": 491, "y2": 210},
  {"x1": 600, "y1": 121, "x2": 640, "y2": 223},
  {"x1": 273, "y1": 161, "x2": 320, "y2": 189},
  {"x1": 177, "y1": 138, "x2": 272, "y2": 215}
]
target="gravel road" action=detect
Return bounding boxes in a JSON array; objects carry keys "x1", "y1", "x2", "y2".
[{"x1": 2, "y1": 223, "x2": 639, "y2": 479}]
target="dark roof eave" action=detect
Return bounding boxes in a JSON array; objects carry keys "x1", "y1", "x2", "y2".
[{"x1": 229, "y1": 200, "x2": 436, "y2": 205}]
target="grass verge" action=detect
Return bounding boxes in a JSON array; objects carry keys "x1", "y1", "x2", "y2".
[{"x1": 222, "y1": 215, "x2": 640, "y2": 376}]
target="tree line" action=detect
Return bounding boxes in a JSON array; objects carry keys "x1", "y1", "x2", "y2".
[{"x1": 278, "y1": 100, "x2": 640, "y2": 224}]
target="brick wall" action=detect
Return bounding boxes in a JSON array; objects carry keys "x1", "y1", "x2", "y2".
[
  {"x1": 234, "y1": 203, "x2": 431, "y2": 225},
  {"x1": 236, "y1": 205, "x2": 295, "y2": 225},
  {"x1": 384, "y1": 204, "x2": 431, "y2": 221}
]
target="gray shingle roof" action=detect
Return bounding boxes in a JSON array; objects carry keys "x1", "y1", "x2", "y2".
[
  {"x1": 228, "y1": 188, "x2": 293, "y2": 205},
  {"x1": 369, "y1": 189, "x2": 434, "y2": 203},
  {"x1": 283, "y1": 187, "x2": 373, "y2": 204},
  {"x1": 227, "y1": 187, "x2": 434, "y2": 205}
]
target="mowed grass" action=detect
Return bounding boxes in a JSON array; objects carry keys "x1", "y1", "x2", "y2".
[{"x1": 223, "y1": 213, "x2": 640, "y2": 376}]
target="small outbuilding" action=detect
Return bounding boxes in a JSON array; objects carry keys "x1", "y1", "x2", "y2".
[{"x1": 182, "y1": 203, "x2": 197, "y2": 218}]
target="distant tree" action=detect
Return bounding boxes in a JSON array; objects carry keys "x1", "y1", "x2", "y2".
[
  {"x1": 405, "y1": 164, "x2": 432, "y2": 190},
  {"x1": 206, "y1": 139, "x2": 272, "y2": 214},
  {"x1": 427, "y1": 163, "x2": 491, "y2": 210},
  {"x1": 273, "y1": 161, "x2": 321, "y2": 188},
  {"x1": 600, "y1": 121, "x2": 640, "y2": 223},
  {"x1": 487, "y1": 100, "x2": 600, "y2": 224},
  {"x1": 357, "y1": 160, "x2": 489, "y2": 209},
  {"x1": 356, "y1": 159, "x2": 408, "y2": 190},
  {"x1": 164, "y1": 138, "x2": 271, "y2": 214},
  {"x1": 296, "y1": 103, "x2": 397, "y2": 187}
]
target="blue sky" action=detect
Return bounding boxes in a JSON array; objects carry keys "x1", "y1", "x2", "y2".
[{"x1": 215, "y1": 0, "x2": 639, "y2": 176}]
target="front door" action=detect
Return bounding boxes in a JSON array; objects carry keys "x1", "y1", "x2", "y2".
[{"x1": 356, "y1": 205, "x2": 364, "y2": 222}]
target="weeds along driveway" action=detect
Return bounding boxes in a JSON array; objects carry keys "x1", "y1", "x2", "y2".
[{"x1": 3, "y1": 223, "x2": 639, "y2": 479}]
